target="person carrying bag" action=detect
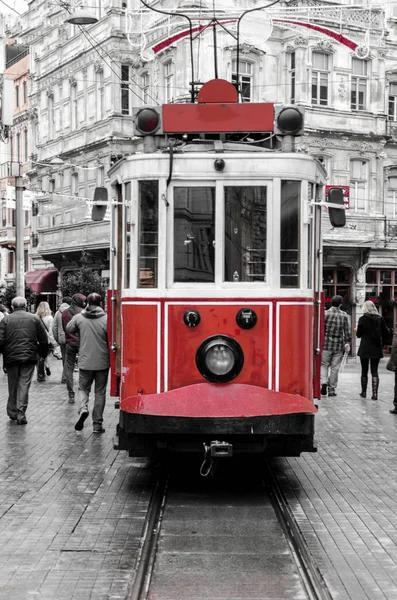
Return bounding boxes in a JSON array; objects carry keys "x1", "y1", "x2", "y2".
[{"x1": 35, "y1": 302, "x2": 59, "y2": 381}]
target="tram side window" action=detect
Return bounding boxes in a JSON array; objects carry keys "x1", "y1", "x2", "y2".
[
  {"x1": 124, "y1": 182, "x2": 131, "y2": 289},
  {"x1": 138, "y1": 181, "x2": 158, "y2": 288},
  {"x1": 224, "y1": 186, "x2": 267, "y2": 282},
  {"x1": 174, "y1": 187, "x2": 215, "y2": 283},
  {"x1": 280, "y1": 180, "x2": 300, "y2": 288}
]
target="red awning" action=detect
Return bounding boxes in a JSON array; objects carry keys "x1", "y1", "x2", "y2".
[{"x1": 25, "y1": 269, "x2": 58, "y2": 293}]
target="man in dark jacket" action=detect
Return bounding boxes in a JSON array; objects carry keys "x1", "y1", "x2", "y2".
[
  {"x1": 62, "y1": 293, "x2": 86, "y2": 402},
  {"x1": 67, "y1": 292, "x2": 109, "y2": 434},
  {"x1": 0, "y1": 296, "x2": 48, "y2": 424}
]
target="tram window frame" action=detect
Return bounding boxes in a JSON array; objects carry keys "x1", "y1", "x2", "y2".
[
  {"x1": 124, "y1": 182, "x2": 131, "y2": 289},
  {"x1": 173, "y1": 186, "x2": 216, "y2": 284},
  {"x1": 280, "y1": 180, "x2": 300, "y2": 289},
  {"x1": 137, "y1": 180, "x2": 159, "y2": 289},
  {"x1": 224, "y1": 186, "x2": 267, "y2": 284}
]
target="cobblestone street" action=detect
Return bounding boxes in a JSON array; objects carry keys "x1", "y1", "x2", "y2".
[{"x1": 1, "y1": 355, "x2": 397, "y2": 599}]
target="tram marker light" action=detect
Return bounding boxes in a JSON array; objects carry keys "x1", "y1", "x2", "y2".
[
  {"x1": 133, "y1": 107, "x2": 162, "y2": 136},
  {"x1": 274, "y1": 105, "x2": 304, "y2": 136},
  {"x1": 327, "y1": 187, "x2": 346, "y2": 228},
  {"x1": 92, "y1": 187, "x2": 108, "y2": 222}
]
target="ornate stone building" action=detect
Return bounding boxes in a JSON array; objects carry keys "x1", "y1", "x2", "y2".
[{"x1": 6, "y1": 0, "x2": 397, "y2": 346}]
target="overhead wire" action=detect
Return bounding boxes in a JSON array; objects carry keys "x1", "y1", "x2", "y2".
[{"x1": 0, "y1": 0, "x2": 22, "y2": 15}]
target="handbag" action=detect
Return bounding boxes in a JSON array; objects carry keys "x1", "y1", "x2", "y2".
[
  {"x1": 387, "y1": 355, "x2": 396, "y2": 372},
  {"x1": 41, "y1": 318, "x2": 55, "y2": 350}
]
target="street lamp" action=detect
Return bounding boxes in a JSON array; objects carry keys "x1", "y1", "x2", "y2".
[{"x1": 65, "y1": 9, "x2": 98, "y2": 25}]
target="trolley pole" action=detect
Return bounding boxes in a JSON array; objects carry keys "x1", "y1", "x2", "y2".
[{"x1": 15, "y1": 171, "x2": 25, "y2": 298}]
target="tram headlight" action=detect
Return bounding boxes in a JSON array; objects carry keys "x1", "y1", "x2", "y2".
[{"x1": 196, "y1": 335, "x2": 244, "y2": 383}]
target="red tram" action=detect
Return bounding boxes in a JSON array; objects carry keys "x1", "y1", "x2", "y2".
[{"x1": 94, "y1": 78, "x2": 344, "y2": 461}]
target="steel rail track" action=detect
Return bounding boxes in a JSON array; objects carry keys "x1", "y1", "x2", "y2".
[
  {"x1": 129, "y1": 467, "x2": 169, "y2": 600},
  {"x1": 264, "y1": 459, "x2": 333, "y2": 600},
  {"x1": 129, "y1": 458, "x2": 332, "y2": 600}
]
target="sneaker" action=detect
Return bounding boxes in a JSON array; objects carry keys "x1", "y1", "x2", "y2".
[
  {"x1": 93, "y1": 427, "x2": 105, "y2": 434},
  {"x1": 75, "y1": 411, "x2": 89, "y2": 431},
  {"x1": 17, "y1": 416, "x2": 27, "y2": 425},
  {"x1": 321, "y1": 384, "x2": 327, "y2": 396}
]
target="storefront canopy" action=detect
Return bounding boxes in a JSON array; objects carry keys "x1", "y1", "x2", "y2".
[{"x1": 25, "y1": 269, "x2": 58, "y2": 294}]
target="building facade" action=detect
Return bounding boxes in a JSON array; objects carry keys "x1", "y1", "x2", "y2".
[{"x1": 6, "y1": 0, "x2": 397, "y2": 347}]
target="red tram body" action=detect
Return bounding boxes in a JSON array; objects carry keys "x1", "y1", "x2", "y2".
[{"x1": 99, "y1": 79, "x2": 342, "y2": 461}]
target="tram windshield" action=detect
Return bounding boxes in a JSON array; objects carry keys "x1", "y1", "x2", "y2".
[
  {"x1": 174, "y1": 187, "x2": 215, "y2": 283},
  {"x1": 224, "y1": 186, "x2": 267, "y2": 282}
]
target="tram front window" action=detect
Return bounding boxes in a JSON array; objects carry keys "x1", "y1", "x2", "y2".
[
  {"x1": 280, "y1": 180, "x2": 300, "y2": 288},
  {"x1": 224, "y1": 186, "x2": 267, "y2": 282},
  {"x1": 138, "y1": 181, "x2": 158, "y2": 288},
  {"x1": 174, "y1": 187, "x2": 215, "y2": 282}
]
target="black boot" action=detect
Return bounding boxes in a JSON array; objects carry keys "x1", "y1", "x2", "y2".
[
  {"x1": 371, "y1": 376, "x2": 379, "y2": 400},
  {"x1": 359, "y1": 377, "x2": 368, "y2": 398}
]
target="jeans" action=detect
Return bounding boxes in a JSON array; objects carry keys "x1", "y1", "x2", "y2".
[
  {"x1": 65, "y1": 345, "x2": 79, "y2": 396},
  {"x1": 6, "y1": 362, "x2": 36, "y2": 419},
  {"x1": 77, "y1": 368, "x2": 109, "y2": 428},
  {"x1": 321, "y1": 349, "x2": 343, "y2": 391}
]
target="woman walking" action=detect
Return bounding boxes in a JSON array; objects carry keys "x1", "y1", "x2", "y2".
[
  {"x1": 35, "y1": 302, "x2": 57, "y2": 382},
  {"x1": 356, "y1": 300, "x2": 390, "y2": 400}
]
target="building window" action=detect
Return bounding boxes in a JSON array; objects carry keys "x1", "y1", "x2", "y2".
[
  {"x1": 48, "y1": 96, "x2": 54, "y2": 138},
  {"x1": 72, "y1": 172, "x2": 78, "y2": 195},
  {"x1": 290, "y1": 52, "x2": 295, "y2": 104},
  {"x1": 8, "y1": 251, "x2": 14, "y2": 274},
  {"x1": 164, "y1": 62, "x2": 173, "y2": 103},
  {"x1": 141, "y1": 72, "x2": 150, "y2": 103},
  {"x1": 16, "y1": 132, "x2": 20, "y2": 163},
  {"x1": 351, "y1": 58, "x2": 367, "y2": 111},
  {"x1": 323, "y1": 267, "x2": 352, "y2": 313},
  {"x1": 121, "y1": 64, "x2": 129, "y2": 115},
  {"x1": 97, "y1": 166, "x2": 104, "y2": 187},
  {"x1": 386, "y1": 176, "x2": 397, "y2": 218},
  {"x1": 23, "y1": 80, "x2": 27, "y2": 104},
  {"x1": 15, "y1": 85, "x2": 19, "y2": 108},
  {"x1": 311, "y1": 51, "x2": 329, "y2": 106},
  {"x1": 350, "y1": 159, "x2": 367, "y2": 212},
  {"x1": 389, "y1": 83, "x2": 397, "y2": 121},
  {"x1": 232, "y1": 59, "x2": 252, "y2": 102},
  {"x1": 24, "y1": 128, "x2": 28, "y2": 162},
  {"x1": 96, "y1": 68, "x2": 104, "y2": 121}
]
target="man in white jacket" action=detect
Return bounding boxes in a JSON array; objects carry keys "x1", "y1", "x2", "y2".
[{"x1": 66, "y1": 293, "x2": 109, "y2": 434}]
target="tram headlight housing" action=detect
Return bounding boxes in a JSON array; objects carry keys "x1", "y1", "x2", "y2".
[{"x1": 196, "y1": 335, "x2": 244, "y2": 383}]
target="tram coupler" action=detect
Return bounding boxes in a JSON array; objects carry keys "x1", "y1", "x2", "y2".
[
  {"x1": 200, "y1": 441, "x2": 233, "y2": 476},
  {"x1": 209, "y1": 440, "x2": 233, "y2": 458}
]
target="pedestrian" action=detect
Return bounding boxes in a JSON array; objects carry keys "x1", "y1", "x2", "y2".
[
  {"x1": 321, "y1": 295, "x2": 351, "y2": 397},
  {"x1": 35, "y1": 301, "x2": 58, "y2": 382},
  {"x1": 0, "y1": 304, "x2": 8, "y2": 323},
  {"x1": 356, "y1": 300, "x2": 390, "y2": 401},
  {"x1": 52, "y1": 296, "x2": 72, "y2": 384},
  {"x1": 0, "y1": 296, "x2": 48, "y2": 424},
  {"x1": 388, "y1": 329, "x2": 397, "y2": 414},
  {"x1": 66, "y1": 292, "x2": 109, "y2": 434},
  {"x1": 62, "y1": 293, "x2": 86, "y2": 403}
]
